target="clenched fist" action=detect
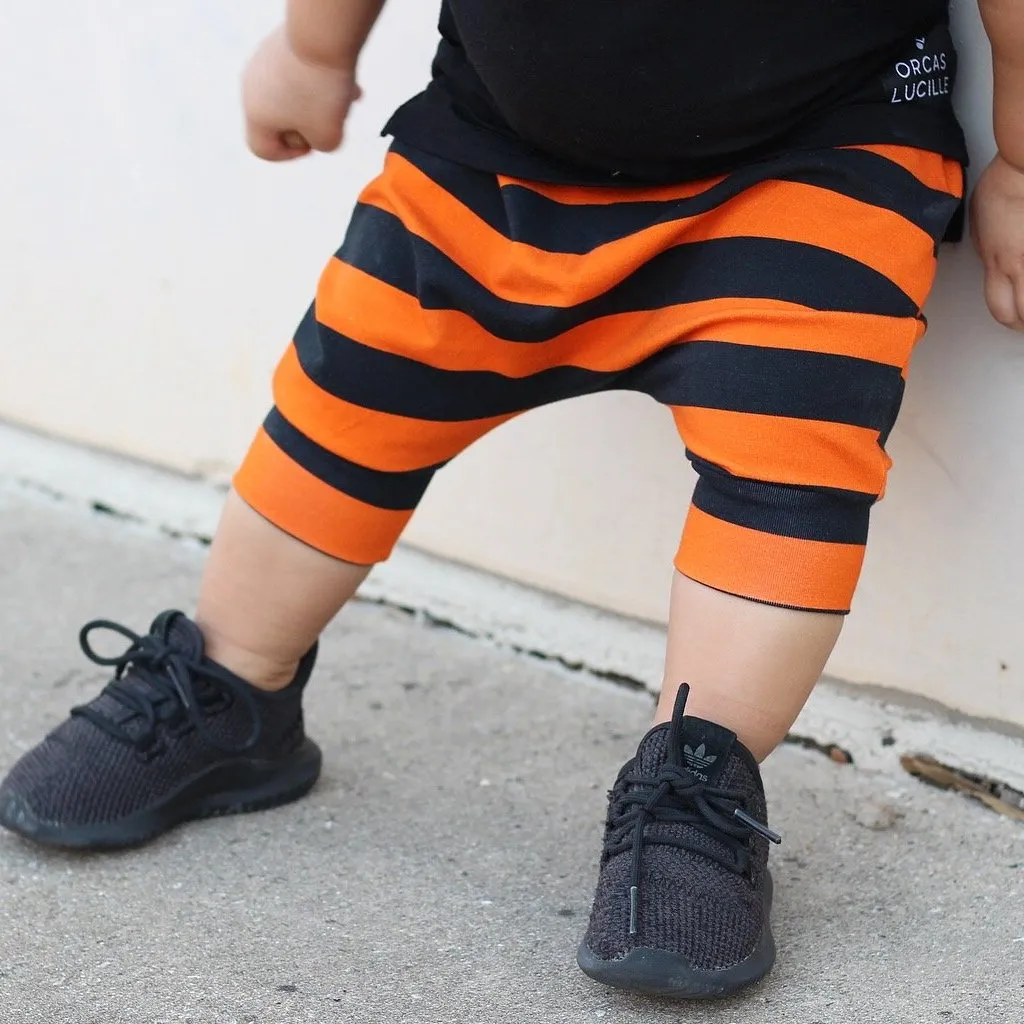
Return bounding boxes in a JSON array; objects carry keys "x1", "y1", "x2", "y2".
[{"x1": 242, "y1": 27, "x2": 362, "y2": 161}]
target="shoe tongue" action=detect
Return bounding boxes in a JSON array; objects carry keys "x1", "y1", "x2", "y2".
[
  {"x1": 149, "y1": 610, "x2": 206, "y2": 661},
  {"x1": 672, "y1": 715, "x2": 736, "y2": 785},
  {"x1": 661, "y1": 684, "x2": 737, "y2": 785}
]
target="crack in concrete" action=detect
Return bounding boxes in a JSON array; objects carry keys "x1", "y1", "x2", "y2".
[
  {"x1": 359, "y1": 597, "x2": 860, "y2": 764},
  {"x1": 355, "y1": 596, "x2": 651, "y2": 694},
  {"x1": 13, "y1": 471, "x2": 1024, "y2": 793}
]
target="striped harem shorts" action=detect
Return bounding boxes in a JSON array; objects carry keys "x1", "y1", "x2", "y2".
[{"x1": 235, "y1": 141, "x2": 963, "y2": 614}]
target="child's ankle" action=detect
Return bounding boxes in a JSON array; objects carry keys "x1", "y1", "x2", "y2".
[{"x1": 198, "y1": 626, "x2": 300, "y2": 692}]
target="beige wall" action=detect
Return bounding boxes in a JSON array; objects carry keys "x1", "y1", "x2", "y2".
[{"x1": 2, "y1": 2, "x2": 1023, "y2": 726}]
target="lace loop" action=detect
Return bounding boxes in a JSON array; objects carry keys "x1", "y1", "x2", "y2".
[{"x1": 71, "y1": 617, "x2": 261, "y2": 755}]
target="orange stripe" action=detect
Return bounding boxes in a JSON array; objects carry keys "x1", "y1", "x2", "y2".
[
  {"x1": 673, "y1": 407, "x2": 890, "y2": 495},
  {"x1": 273, "y1": 344, "x2": 512, "y2": 472},
  {"x1": 234, "y1": 428, "x2": 411, "y2": 565},
  {"x1": 363, "y1": 152, "x2": 937, "y2": 308},
  {"x1": 676, "y1": 506, "x2": 864, "y2": 612},
  {"x1": 497, "y1": 174, "x2": 728, "y2": 206},
  {"x1": 843, "y1": 145, "x2": 964, "y2": 197},
  {"x1": 319, "y1": 258, "x2": 926, "y2": 374},
  {"x1": 662, "y1": 301, "x2": 925, "y2": 371}
]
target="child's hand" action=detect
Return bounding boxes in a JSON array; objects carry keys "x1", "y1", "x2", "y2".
[
  {"x1": 242, "y1": 27, "x2": 362, "y2": 162},
  {"x1": 971, "y1": 154, "x2": 1024, "y2": 331}
]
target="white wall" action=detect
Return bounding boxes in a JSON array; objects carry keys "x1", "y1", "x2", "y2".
[
  {"x1": 2, "y1": 1, "x2": 1022, "y2": 726},
  {"x1": 0, "y1": 0, "x2": 425, "y2": 479}
]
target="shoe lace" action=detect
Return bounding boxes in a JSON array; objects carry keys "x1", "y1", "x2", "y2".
[
  {"x1": 70, "y1": 619, "x2": 261, "y2": 754},
  {"x1": 604, "y1": 761, "x2": 782, "y2": 936}
]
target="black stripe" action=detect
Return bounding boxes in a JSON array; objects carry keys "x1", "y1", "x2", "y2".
[
  {"x1": 876, "y1": 373, "x2": 906, "y2": 450},
  {"x1": 395, "y1": 139, "x2": 775, "y2": 254},
  {"x1": 264, "y1": 407, "x2": 439, "y2": 510},
  {"x1": 689, "y1": 454, "x2": 874, "y2": 545},
  {"x1": 339, "y1": 204, "x2": 918, "y2": 344},
  {"x1": 295, "y1": 310, "x2": 610, "y2": 420},
  {"x1": 298, "y1": 308, "x2": 906, "y2": 430},
  {"x1": 391, "y1": 140, "x2": 959, "y2": 254},
  {"x1": 626, "y1": 341, "x2": 907, "y2": 431}
]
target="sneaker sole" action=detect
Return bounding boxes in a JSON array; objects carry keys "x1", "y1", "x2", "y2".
[
  {"x1": 0, "y1": 738, "x2": 322, "y2": 851},
  {"x1": 576, "y1": 877, "x2": 775, "y2": 999}
]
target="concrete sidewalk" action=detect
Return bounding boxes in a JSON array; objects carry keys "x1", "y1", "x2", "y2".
[{"x1": 0, "y1": 484, "x2": 1021, "y2": 1024}]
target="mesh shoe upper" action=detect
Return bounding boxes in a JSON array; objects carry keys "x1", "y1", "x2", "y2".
[
  {"x1": 584, "y1": 687, "x2": 777, "y2": 972},
  {"x1": 0, "y1": 611, "x2": 313, "y2": 828}
]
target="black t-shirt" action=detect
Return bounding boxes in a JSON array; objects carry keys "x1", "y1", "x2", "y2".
[{"x1": 384, "y1": 1, "x2": 967, "y2": 185}]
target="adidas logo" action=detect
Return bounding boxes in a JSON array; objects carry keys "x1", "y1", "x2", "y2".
[
  {"x1": 683, "y1": 743, "x2": 717, "y2": 771},
  {"x1": 915, "y1": 36, "x2": 926, "y2": 50}
]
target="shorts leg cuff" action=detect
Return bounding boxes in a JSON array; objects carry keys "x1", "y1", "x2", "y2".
[
  {"x1": 234, "y1": 427, "x2": 412, "y2": 565},
  {"x1": 675, "y1": 506, "x2": 863, "y2": 614}
]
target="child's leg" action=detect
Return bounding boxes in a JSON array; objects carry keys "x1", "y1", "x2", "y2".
[
  {"x1": 195, "y1": 491, "x2": 370, "y2": 691},
  {"x1": 0, "y1": 147, "x2": 534, "y2": 849},
  {"x1": 580, "y1": 145, "x2": 965, "y2": 998},
  {"x1": 0, "y1": 142, "x2": 630, "y2": 850},
  {"x1": 657, "y1": 573, "x2": 841, "y2": 761},
  {"x1": 197, "y1": 491, "x2": 845, "y2": 762}
]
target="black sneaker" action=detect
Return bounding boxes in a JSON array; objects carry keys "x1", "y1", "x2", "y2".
[
  {"x1": 578, "y1": 685, "x2": 781, "y2": 998},
  {"x1": 0, "y1": 611, "x2": 321, "y2": 850}
]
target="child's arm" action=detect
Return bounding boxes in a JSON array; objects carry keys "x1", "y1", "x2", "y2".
[
  {"x1": 243, "y1": 0, "x2": 386, "y2": 162},
  {"x1": 287, "y1": 0, "x2": 386, "y2": 70},
  {"x1": 972, "y1": 0, "x2": 1024, "y2": 329}
]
